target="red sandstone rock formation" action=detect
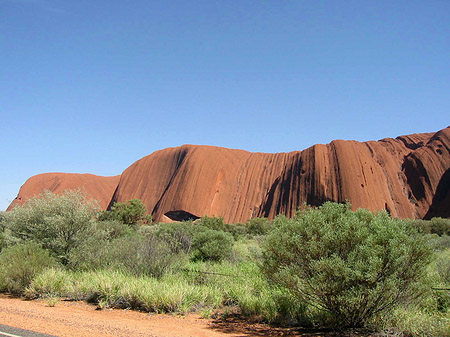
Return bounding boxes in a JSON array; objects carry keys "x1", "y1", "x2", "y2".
[
  {"x1": 8, "y1": 127, "x2": 450, "y2": 222},
  {"x1": 7, "y1": 173, "x2": 120, "y2": 211}
]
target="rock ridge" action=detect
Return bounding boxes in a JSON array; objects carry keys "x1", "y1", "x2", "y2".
[{"x1": 8, "y1": 127, "x2": 450, "y2": 222}]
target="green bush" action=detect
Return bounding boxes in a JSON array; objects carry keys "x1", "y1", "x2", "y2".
[
  {"x1": 195, "y1": 216, "x2": 226, "y2": 231},
  {"x1": 430, "y1": 217, "x2": 450, "y2": 236},
  {"x1": 0, "y1": 211, "x2": 5, "y2": 229},
  {"x1": 0, "y1": 231, "x2": 6, "y2": 253},
  {"x1": 410, "y1": 217, "x2": 450, "y2": 236},
  {"x1": 67, "y1": 220, "x2": 133, "y2": 271},
  {"x1": 131, "y1": 235, "x2": 185, "y2": 278},
  {"x1": 3, "y1": 190, "x2": 99, "y2": 264},
  {"x1": 191, "y1": 227, "x2": 234, "y2": 261},
  {"x1": 262, "y1": 202, "x2": 433, "y2": 328},
  {"x1": 69, "y1": 231, "x2": 184, "y2": 278},
  {"x1": 155, "y1": 222, "x2": 194, "y2": 254},
  {"x1": 426, "y1": 234, "x2": 450, "y2": 252},
  {"x1": 224, "y1": 223, "x2": 248, "y2": 239},
  {"x1": 246, "y1": 217, "x2": 272, "y2": 236},
  {"x1": 154, "y1": 221, "x2": 235, "y2": 262},
  {"x1": 99, "y1": 199, "x2": 152, "y2": 226},
  {"x1": 0, "y1": 242, "x2": 57, "y2": 294}
]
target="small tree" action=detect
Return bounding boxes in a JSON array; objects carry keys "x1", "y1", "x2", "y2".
[
  {"x1": 3, "y1": 190, "x2": 99, "y2": 264},
  {"x1": 262, "y1": 202, "x2": 433, "y2": 327}
]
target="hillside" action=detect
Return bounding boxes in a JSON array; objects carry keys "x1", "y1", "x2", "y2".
[{"x1": 8, "y1": 127, "x2": 450, "y2": 222}]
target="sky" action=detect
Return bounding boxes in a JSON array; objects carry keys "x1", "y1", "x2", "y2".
[{"x1": 1, "y1": 0, "x2": 449, "y2": 211}]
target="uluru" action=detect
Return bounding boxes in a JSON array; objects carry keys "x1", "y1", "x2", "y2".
[{"x1": 8, "y1": 127, "x2": 450, "y2": 223}]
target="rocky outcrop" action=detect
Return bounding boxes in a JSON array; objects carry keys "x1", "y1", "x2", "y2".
[
  {"x1": 8, "y1": 127, "x2": 450, "y2": 222},
  {"x1": 7, "y1": 173, "x2": 120, "y2": 211},
  {"x1": 109, "y1": 145, "x2": 293, "y2": 223}
]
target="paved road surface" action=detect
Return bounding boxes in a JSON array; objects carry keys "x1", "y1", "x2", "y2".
[{"x1": 0, "y1": 325, "x2": 55, "y2": 337}]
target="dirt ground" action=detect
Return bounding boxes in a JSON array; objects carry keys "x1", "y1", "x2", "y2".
[{"x1": 0, "y1": 295, "x2": 378, "y2": 337}]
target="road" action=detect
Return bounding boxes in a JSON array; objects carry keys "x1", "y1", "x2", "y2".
[{"x1": 0, "y1": 324, "x2": 55, "y2": 337}]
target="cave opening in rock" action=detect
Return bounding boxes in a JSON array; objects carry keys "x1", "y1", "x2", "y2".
[{"x1": 164, "y1": 210, "x2": 200, "y2": 222}]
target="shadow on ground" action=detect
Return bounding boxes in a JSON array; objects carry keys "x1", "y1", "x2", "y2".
[{"x1": 207, "y1": 316, "x2": 380, "y2": 337}]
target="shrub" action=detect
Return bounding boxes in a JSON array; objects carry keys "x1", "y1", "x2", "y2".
[
  {"x1": 0, "y1": 242, "x2": 57, "y2": 294},
  {"x1": 410, "y1": 217, "x2": 450, "y2": 236},
  {"x1": 262, "y1": 202, "x2": 433, "y2": 328},
  {"x1": 191, "y1": 227, "x2": 234, "y2": 261},
  {"x1": 69, "y1": 231, "x2": 184, "y2": 278},
  {"x1": 67, "y1": 220, "x2": 133, "y2": 271},
  {"x1": 224, "y1": 223, "x2": 248, "y2": 239},
  {"x1": 0, "y1": 211, "x2": 5, "y2": 229},
  {"x1": 131, "y1": 235, "x2": 185, "y2": 278},
  {"x1": 99, "y1": 199, "x2": 152, "y2": 226},
  {"x1": 427, "y1": 234, "x2": 450, "y2": 251},
  {"x1": 0, "y1": 231, "x2": 6, "y2": 253},
  {"x1": 155, "y1": 222, "x2": 194, "y2": 254},
  {"x1": 196, "y1": 216, "x2": 226, "y2": 231},
  {"x1": 430, "y1": 217, "x2": 450, "y2": 236},
  {"x1": 246, "y1": 217, "x2": 272, "y2": 236},
  {"x1": 3, "y1": 190, "x2": 98, "y2": 264}
]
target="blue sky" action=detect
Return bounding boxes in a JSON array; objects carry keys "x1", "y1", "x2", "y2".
[{"x1": 1, "y1": 0, "x2": 449, "y2": 211}]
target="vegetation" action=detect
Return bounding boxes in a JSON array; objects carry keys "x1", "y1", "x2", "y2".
[
  {"x1": 262, "y1": 202, "x2": 433, "y2": 327},
  {"x1": 2, "y1": 190, "x2": 99, "y2": 264},
  {"x1": 190, "y1": 227, "x2": 234, "y2": 261},
  {"x1": 0, "y1": 191, "x2": 448, "y2": 336},
  {"x1": 98, "y1": 199, "x2": 152, "y2": 226},
  {"x1": 0, "y1": 242, "x2": 57, "y2": 294}
]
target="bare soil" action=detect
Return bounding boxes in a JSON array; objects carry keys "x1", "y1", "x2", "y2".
[{"x1": 0, "y1": 295, "x2": 377, "y2": 337}]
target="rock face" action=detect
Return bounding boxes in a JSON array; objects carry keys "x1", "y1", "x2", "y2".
[
  {"x1": 8, "y1": 127, "x2": 450, "y2": 222},
  {"x1": 7, "y1": 173, "x2": 120, "y2": 211}
]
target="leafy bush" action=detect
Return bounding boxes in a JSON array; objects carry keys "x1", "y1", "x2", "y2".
[
  {"x1": 3, "y1": 190, "x2": 98, "y2": 264},
  {"x1": 67, "y1": 220, "x2": 133, "y2": 271},
  {"x1": 224, "y1": 223, "x2": 248, "y2": 239},
  {"x1": 410, "y1": 217, "x2": 450, "y2": 236},
  {"x1": 430, "y1": 217, "x2": 450, "y2": 236},
  {"x1": 69, "y1": 230, "x2": 184, "y2": 278},
  {"x1": 262, "y1": 202, "x2": 433, "y2": 328},
  {"x1": 191, "y1": 227, "x2": 234, "y2": 261},
  {"x1": 195, "y1": 216, "x2": 226, "y2": 231},
  {"x1": 0, "y1": 231, "x2": 6, "y2": 253},
  {"x1": 99, "y1": 199, "x2": 152, "y2": 226},
  {"x1": 131, "y1": 235, "x2": 184, "y2": 278},
  {"x1": 246, "y1": 217, "x2": 272, "y2": 236},
  {"x1": 0, "y1": 211, "x2": 5, "y2": 229},
  {"x1": 0, "y1": 242, "x2": 57, "y2": 294},
  {"x1": 155, "y1": 222, "x2": 194, "y2": 254},
  {"x1": 427, "y1": 234, "x2": 450, "y2": 251},
  {"x1": 154, "y1": 221, "x2": 234, "y2": 262}
]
